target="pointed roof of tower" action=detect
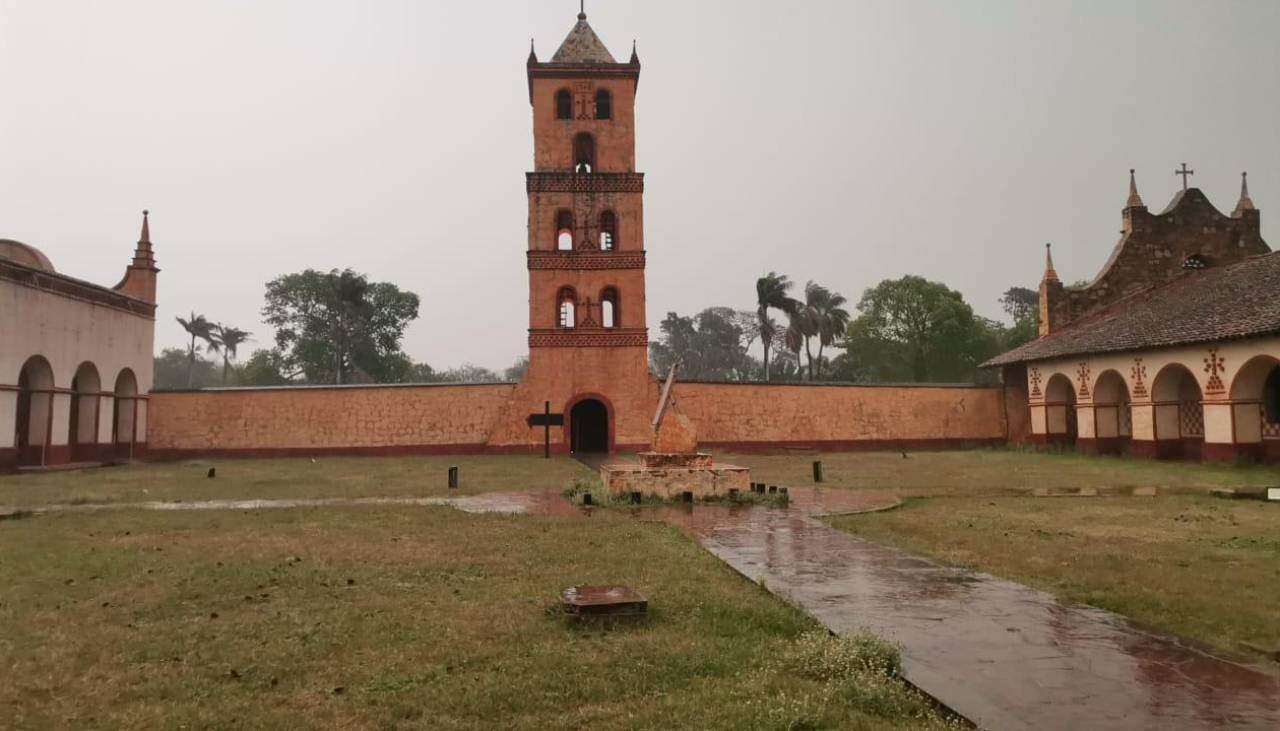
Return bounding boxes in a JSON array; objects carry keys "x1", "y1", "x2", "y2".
[
  {"x1": 1042, "y1": 243, "x2": 1060, "y2": 284},
  {"x1": 1126, "y1": 168, "x2": 1145, "y2": 208},
  {"x1": 132, "y1": 209, "x2": 157, "y2": 269},
  {"x1": 1233, "y1": 172, "x2": 1256, "y2": 216},
  {"x1": 551, "y1": 12, "x2": 616, "y2": 64}
]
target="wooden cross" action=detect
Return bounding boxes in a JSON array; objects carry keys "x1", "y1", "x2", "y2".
[{"x1": 1175, "y1": 163, "x2": 1194, "y2": 192}]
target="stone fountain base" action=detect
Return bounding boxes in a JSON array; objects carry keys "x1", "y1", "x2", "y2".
[{"x1": 600, "y1": 452, "x2": 750, "y2": 499}]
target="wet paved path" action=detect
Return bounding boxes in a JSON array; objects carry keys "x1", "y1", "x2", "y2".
[{"x1": 9, "y1": 488, "x2": 1279, "y2": 730}]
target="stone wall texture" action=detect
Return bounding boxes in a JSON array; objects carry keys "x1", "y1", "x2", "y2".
[
  {"x1": 148, "y1": 384, "x2": 516, "y2": 458},
  {"x1": 671, "y1": 383, "x2": 1007, "y2": 449},
  {"x1": 146, "y1": 381, "x2": 1007, "y2": 458}
]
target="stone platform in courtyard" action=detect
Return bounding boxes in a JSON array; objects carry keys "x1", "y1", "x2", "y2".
[
  {"x1": 601, "y1": 365, "x2": 751, "y2": 499},
  {"x1": 601, "y1": 451, "x2": 750, "y2": 499}
]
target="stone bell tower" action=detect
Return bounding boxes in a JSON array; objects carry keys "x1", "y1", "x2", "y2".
[{"x1": 486, "y1": 9, "x2": 656, "y2": 454}]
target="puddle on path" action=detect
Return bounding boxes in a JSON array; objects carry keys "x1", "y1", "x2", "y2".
[{"x1": 13, "y1": 486, "x2": 1278, "y2": 730}]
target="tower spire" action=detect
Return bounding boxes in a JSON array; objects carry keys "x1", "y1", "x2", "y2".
[
  {"x1": 1126, "y1": 168, "x2": 1145, "y2": 208},
  {"x1": 133, "y1": 209, "x2": 155, "y2": 268},
  {"x1": 1233, "y1": 171, "x2": 1256, "y2": 216},
  {"x1": 1042, "y1": 243, "x2": 1060, "y2": 284},
  {"x1": 579, "y1": 0, "x2": 586, "y2": 20}
]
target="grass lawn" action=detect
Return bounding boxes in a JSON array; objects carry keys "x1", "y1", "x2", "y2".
[
  {"x1": 722, "y1": 448, "x2": 1280, "y2": 497},
  {"x1": 0, "y1": 455, "x2": 594, "y2": 508},
  {"x1": 0, "y1": 504, "x2": 953, "y2": 730},
  {"x1": 831, "y1": 494, "x2": 1280, "y2": 654}
]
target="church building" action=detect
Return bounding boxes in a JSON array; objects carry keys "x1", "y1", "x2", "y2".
[
  {"x1": 0, "y1": 215, "x2": 158, "y2": 467},
  {"x1": 987, "y1": 170, "x2": 1280, "y2": 462}
]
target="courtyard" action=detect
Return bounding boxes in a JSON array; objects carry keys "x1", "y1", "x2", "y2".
[{"x1": 3, "y1": 450, "x2": 1278, "y2": 728}]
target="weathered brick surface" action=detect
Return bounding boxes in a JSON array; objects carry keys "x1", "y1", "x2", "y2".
[
  {"x1": 671, "y1": 383, "x2": 1006, "y2": 445},
  {"x1": 149, "y1": 385, "x2": 515, "y2": 452}
]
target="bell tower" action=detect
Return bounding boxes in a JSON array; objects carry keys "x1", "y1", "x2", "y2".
[{"x1": 487, "y1": 9, "x2": 656, "y2": 454}]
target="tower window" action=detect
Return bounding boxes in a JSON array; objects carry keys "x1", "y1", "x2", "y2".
[
  {"x1": 556, "y1": 210, "x2": 573, "y2": 250},
  {"x1": 555, "y1": 90, "x2": 572, "y2": 120},
  {"x1": 599, "y1": 210, "x2": 617, "y2": 250},
  {"x1": 574, "y1": 132, "x2": 595, "y2": 173},
  {"x1": 601, "y1": 287, "x2": 619, "y2": 328},
  {"x1": 558, "y1": 287, "x2": 577, "y2": 329},
  {"x1": 595, "y1": 89, "x2": 612, "y2": 120}
]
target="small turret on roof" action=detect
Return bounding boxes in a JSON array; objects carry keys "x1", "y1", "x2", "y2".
[
  {"x1": 1042, "y1": 242, "x2": 1060, "y2": 284},
  {"x1": 1233, "y1": 172, "x2": 1257, "y2": 217},
  {"x1": 1126, "y1": 169, "x2": 1145, "y2": 209}
]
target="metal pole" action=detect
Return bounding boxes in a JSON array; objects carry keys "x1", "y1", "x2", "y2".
[{"x1": 544, "y1": 401, "x2": 551, "y2": 459}]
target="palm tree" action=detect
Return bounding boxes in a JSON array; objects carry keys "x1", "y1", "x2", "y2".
[
  {"x1": 786, "y1": 289, "x2": 821, "y2": 380},
  {"x1": 211, "y1": 325, "x2": 252, "y2": 383},
  {"x1": 755, "y1": 273, "x2": 799, "y2": 381},
  {"x1": 810, "y1": 284, "x2": 851, "y2": 379},
  {"x1": 175, "y1": 312, "x2": 214, "y2": 387}
]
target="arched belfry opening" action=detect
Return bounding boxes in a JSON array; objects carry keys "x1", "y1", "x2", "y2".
[
  {"x1": 573, "y1": 132, "x2": 595, "y2": 173},
  {"x1": 570, "y1": 398, "x2": 610, "y2": 454}
]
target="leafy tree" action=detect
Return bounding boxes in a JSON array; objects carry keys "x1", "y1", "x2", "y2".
[
  {"x1": 235, "y1": 349, "x2": 294, "y2": 386},
  {"x1": 755, "y1": 273, "x2": 800, "y2": 381},
  {"x1": 650, "y1": 309, "x2": 757, "y2": 381},
  {"x1": 849, "y1": 276, "x2": 994, "y2": 383},
  {"x1": 153, "y1": 347, "x2": 220, "y2": 390},
  {"x1": 175, "y1": 312, "x2": 216, "y2": 387},
  {"x1": 998, "y1": 286, "x2": 1039, "y2": 349},
  {"x1": 504, "y1": 357, "x2": 530, "y2": 382},
  {"x1": 211, "y1": 324, "x2": 252, "y2": 382},
  {"x1": 262, "y1": 268, "x2": 420, "y2": 385},
  {"x1": 436, "y1": 364, "x2": 502, "y2": 383}
]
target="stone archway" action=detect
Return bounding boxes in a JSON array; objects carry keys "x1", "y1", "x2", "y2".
[
  {"x1": 1228, "y1": 355, "x2": 1280, "y2": 462},
  {"x1": 1151, "y1": 363, "x2": 1204, "y2": 460},
  {"x1": 15, "y1": 355, "x2": 55, "y2": 465},
  {"x1": 569, "y1": 397, "x2": 610, "y2": 454},
  {"x1": 69, "y1": 361, "x2": 102, "y2": 461},
  {"x1": 1043, "y1": 373, "x2": 1077, "y2": 446},
  {"x1": 1091, "y1": 370, "x2": 1132, "y2": 455},
  {"x1": 113, "y1": 369, "x2": 140, "y2": 459}
]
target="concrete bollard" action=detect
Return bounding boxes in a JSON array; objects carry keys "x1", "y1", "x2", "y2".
[
  {"x1": 681, "y1": 491, "x2": 694, "y2": 503},
  {"x1": 583, "y1": 492, "x2": 593, "y2": 506},
  {"x1": 447, "y1": 466, "x2": 459, "y2": 490},
  {"x1": 812, "y1": 461, "x2": 824, "y2": 483},
  {"x1": 768, "y1": 485, "x2": 778, "y2": 494},
  {"x1": 630, "y1": 491, "x2": 642, "y2": 505}
]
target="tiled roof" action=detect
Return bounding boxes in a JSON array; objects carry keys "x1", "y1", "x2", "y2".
[
  {"x1": 551, "y1": 15, "x2": 616, "y2": 64},
  {"x1": 984, "y1": 251, "x2": 1280, "y2": 366}
]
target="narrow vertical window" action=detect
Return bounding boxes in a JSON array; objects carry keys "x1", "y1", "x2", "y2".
[
  {"x1": 601, "y1": 288, "x2": 619, "y2": 328},
  {"x1": 595, "y1": 89, "x2": 612, "y2": 120},
  {"x1": 574, "y1": 133, "x2": 595, "y2": 173},
  {"x1": 555, "y1": 90, "x2": 572, "y2": 120},
  {"x1": 555, "y1": 210, "x2": 573, "y2": 251},
  {"x1": 558, "y1": 287, "x2": 577, "y2": 329},
  {"x1": 599, "y1": 210, "x2": 617, "y2": 250}
]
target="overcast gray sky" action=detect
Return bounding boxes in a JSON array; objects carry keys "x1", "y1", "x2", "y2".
[{"x1": 3, "y1": 0, "x2": 1278, "y2": 372}]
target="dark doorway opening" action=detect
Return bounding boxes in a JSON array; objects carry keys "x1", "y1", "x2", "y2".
[{"x1": 570, "y1": 399, "x2": 609, "y2": 454}]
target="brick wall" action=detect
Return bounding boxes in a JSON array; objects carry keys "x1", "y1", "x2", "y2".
[
  {"x1": 146, "y1": 381, "x2": 1007, "y2": 459},
  {"x1": 148, "y1": 384, "x2": 516, "y2": 458},
  {"x1": 671, "y1": 382, "x2": 1006, "y2": 450}
]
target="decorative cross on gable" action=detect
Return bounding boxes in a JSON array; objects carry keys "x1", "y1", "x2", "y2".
[
  {"x1": 1130, "y1": 358, "x2": 1148, "y2": 399},
  {"x1": 1175, "y1": 163, "x2": 1195, "y2": 192},
  {"x1": 1203, "y1": 348, "x2": 1226, "y2": 394},
  {"x1": 1076, "y1": 362, "x2": 1092, "y2": 400}
]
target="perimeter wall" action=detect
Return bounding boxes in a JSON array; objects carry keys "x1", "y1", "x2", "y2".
[{"x1": 147, "y1": 381, "x2": 1007, "y2": 458}]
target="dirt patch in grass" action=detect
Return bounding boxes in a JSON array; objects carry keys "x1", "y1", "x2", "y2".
[
  {"x1": 0, "y1": 506, "x2": 955, "y2": 730},
  {"x1": 722, "y1": 449, "x2": 1280, "y2": 498},
  {"x1": 0, "y1": 455, "x2": 593, "y2": 508},
  {"x1": 831, "y1": 494, "x2": 1280, "y2": 653}
]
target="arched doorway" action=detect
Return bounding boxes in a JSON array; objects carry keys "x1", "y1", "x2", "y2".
[
  {"x1": 1228, "y1": 355, "x2": 1280, "y2": 462},
  {"x1": 15, "y1": 355, "x2": 55, "y2": 465},
  {"x1": 112, "y1": 369, "x2": 139, "y2": 459},
  {"x1": 1092, "y1": 370, "x2": 1132, "y2": 455},
  {"x1": 1151, "y1": 364, "x2": 1204, "y2": 460},
  {"x1": 70, "y1": 362, "x2": 102, "y2": 461},
  {"x1": 569, "y1": 398, "x2": 610, "y2": 454},
  {"x1": 1043, "y1": 373, "x2": 1077, "y2": 447}
]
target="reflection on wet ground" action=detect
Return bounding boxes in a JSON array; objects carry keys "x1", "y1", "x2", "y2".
[
  {"x1": 470, "y1": 486, "x2": 1280, "y2": 731},
  {"x1": 14, "y1": 486, "x2": 1279, "y2": 730}
]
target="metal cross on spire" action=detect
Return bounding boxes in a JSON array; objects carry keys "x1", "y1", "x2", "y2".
[{"x1": 1175, "y1": 163, "x2": 1195, "y2": 192}]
